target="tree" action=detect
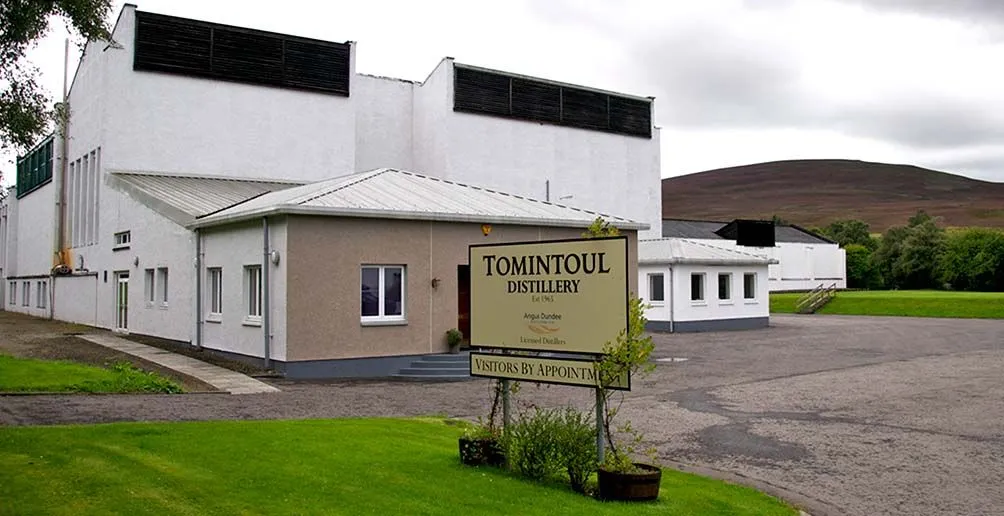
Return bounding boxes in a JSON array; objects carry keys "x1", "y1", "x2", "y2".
[
  {"x1": 822, "y1": 219, "x2": 877, "y2": 250},
  {"x1": 1, "y1": 0, "x2": 113, "y2": 153},
  {"x1": 873, "y1": 211, "x2": 945, "y2": 289},
  {"x1": 938, "y1": 228, "x2": 1004, "y2": 292},
  {"x1": 844, "y1": 243, "x2": 882, "y2": 289}
]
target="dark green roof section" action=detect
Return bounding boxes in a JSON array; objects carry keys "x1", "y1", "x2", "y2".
[{"x1": 16, "y1": 134, "x2": 55, "y2": 198}]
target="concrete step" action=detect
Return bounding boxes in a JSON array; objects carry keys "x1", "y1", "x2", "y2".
[
  {"x1": 420, "y1": 352, "x2": 470, "y2": 362},
  {"x1": 391, "y1": 373, "x2": 473, "y2": 381},
  {"x1": 397, "y1": 366, "x2": 468, "y2": 376},
  {"x1": 409, "y1": 360, "x2": 468, "y2": 368}
]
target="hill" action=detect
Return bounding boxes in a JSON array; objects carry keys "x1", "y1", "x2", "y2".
[{"x1": 661, "y1": 159, "x2": 1004, "y2": 231}]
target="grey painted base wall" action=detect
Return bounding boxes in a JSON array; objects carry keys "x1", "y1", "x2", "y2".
[
  {"x1": 646, "y1": 316, "x2": 769, "y2": 333},
  {"x1": 203, "y1": 347, "x2": 433, "y2": 379}
]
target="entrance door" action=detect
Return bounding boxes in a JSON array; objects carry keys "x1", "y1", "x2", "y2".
[
  {"x1": 115, "y1": 272, "x2": 129, "y2": 331},
  {"x1": 457, "y1": 265, "x2": 470, "y2": 344}
]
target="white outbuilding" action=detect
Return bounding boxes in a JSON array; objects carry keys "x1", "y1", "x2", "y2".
[{"x1": 638, "y1": 238, "x2": 776, "y2": 332}]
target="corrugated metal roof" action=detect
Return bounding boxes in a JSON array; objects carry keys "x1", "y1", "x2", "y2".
[
  {"x1": 639, "y1": 238, "x2": 776, "y2": 265},
  {"x1": 661, "y1": 219, "x2": 728, "y2": 239},
  {"x1": 775, "y1": 225, "x2": 834, "y2": 244},
  {"x1": 108, "y1": 171, "x2": 303, "y2": 225},
  {"x1": 190, "y1": 168, "x2": 648, "y2": 230}
]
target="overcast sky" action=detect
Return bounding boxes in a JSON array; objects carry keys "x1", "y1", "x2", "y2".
[{"x1": 5, "y1": 0, "x2": 1004, "y2": 182}]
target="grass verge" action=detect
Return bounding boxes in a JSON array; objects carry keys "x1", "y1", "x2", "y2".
[
  {"x1": 0, "y1": 355, "x2": 183, "y2": 393},
  {"x1": 0, "y1": 418, "x2": 796, "y2": 516},
  {"x1": 771, "y1": 290, "x2": 1004, "y2": 318}
]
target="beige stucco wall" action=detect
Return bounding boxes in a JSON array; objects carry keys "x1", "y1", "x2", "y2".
[{"x1": 285, "y1": 216, "x2": 638, "y2": 362}]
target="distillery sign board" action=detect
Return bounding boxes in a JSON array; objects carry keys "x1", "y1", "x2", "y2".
[{"x1": 469, "y1": 237, "x2": 628, "y2": 355}]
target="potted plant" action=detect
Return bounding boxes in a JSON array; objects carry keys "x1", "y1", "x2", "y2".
[
  {"x1": 584, "y1": 218, "x2": 661, "y2": 501},
  {"x1": 459, "y1": 379, "x2": 506, "y2": 467},
  {"x1": 446, "y1": 328, "x2": 464, "y2": 354}
]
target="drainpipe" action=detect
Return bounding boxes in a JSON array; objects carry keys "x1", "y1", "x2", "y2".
[
  {"x1": 668, "y1": 266, "x2": 674, "y2": 333},
  {"x1": 56, "y1": 38, "x2": 69, "y2": 266},
  {"x1": 194, "y1": 229, "x2": 203, "y2": 350},
  {"x1": 262, "y1": 217, "x2": 271, "y2": 369}
]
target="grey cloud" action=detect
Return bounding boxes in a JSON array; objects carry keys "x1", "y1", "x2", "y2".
[
  {"x1": 927, "y1": 152, "x2": 1004, "y2": 182},
  {"x1": 838, "y1": 0, "x2": 1004, "y2": 24}
]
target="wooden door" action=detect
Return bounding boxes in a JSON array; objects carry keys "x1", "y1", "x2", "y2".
[{"x1": 457, "y1": 265, "x2": 470, "y2": 344}]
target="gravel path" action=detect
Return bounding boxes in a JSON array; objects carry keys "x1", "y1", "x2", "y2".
[{"x1": 2, "y1": 313, "x2": 1003, "y2": 516}]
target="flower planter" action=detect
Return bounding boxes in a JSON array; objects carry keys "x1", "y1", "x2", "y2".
[
  {"x1": 597, "y1": 463, "x2": 662, "y2": 501},
  {"x1": 458, "y1": 436, "x2": 505, "y2": 467}
]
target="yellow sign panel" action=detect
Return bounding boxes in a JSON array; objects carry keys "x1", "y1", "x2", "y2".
[
  {"x1": 470, "y1": 353, "x2": 630, "y2": 390},
  {"x1": 469, "y1": 237, "x2": 628, "y2": 355}
]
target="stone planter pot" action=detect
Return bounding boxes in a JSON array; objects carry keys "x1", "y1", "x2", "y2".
[{"x1": 597, "y1": 463, "x2": 661, "y2": 501}]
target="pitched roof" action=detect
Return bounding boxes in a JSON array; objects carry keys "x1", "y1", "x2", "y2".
[
  {"x1": 108, "y1": 171, "x2": 303, "y2": 225},
  {"x1": 190, "y1": 168, "x2": 648, "y2": 230},
  {"x1": 661, "y1": 218, "x2": 834, "y2": 244},
  {"x1": 639, "y1": 238, "x2": 777, "y2": 265}
]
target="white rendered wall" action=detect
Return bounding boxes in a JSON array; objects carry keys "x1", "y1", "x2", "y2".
[
  {"x1": 200, "y1": 219, "x2": 287, "y2": 362},
  {"x1": 683, "y1": 239, "x2": 847, "y2": 292},
  {"x1": 640, "y1": 263, "x2": 769, "y2": 324},
  {"x1": 354, "y1": 74, "x2": 414, "y2": 172},
  {"x1": 639, "y1": 263, "x2": 672, "y2": 323}
]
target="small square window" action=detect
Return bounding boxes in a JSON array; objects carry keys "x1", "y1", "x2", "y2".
[
  {"x1": 648, "y1": 273, "x2": 665, "y2": 302},
  {"x1": 144, "y1": 269, "x2": 155, "y2": 305},
  {"x1": 22, "y1": 281, "x2": 30, "y2": 306},
  {"x1": 718, "y1": 273, "x2": 731, "y2": 301},
  {"x1": 8, "y1": 282, "x2": 15, "y2": 305},
  {"x1": 690, "y1": 273, "x2": 704, "y2": 302},
  {"x1": 244, "y1": 265, "x2": 263, "y2": 324},
  {"x1": 36, "y1": 281, "x2": 47, "y2": 309},
  {"x1": 207, "y1": 267, "x2": 223, "y2": 321},
  {"x1": 744, "y1": 273, "x2": 757, "y2": 300},
  {"x1": 361, "y1": 265, "x2": 406, "y2": 323},
  {"x1": 113, "y1": 231, "x2": 131, "y2": 250}
]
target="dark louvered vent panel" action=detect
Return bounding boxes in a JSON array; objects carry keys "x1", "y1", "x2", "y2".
[
  {"x1": 454, "y1": 67, "x2": 510, "y2": 115},
  {"x1": 608, "y1": 96, "x2": 652, "y2": 138},
  {"x1": 452, "y1": 64, "x2": 651, "y2": 138},
  {"x1": 511, "y1": 79, "x2": 560, "y2": 123},
  {"x1": 561, "y1": 87, "x2": 608, "y2": 130},
  {"x1": 133, "y1": 11, "x2": 350, "y2": 96}
]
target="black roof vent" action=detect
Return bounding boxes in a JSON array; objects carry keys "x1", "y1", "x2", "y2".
[
  {"x1": 134, "y1": 11, "x2": 350, "y2": 96},
  {"x1": 716, "y1": 220, "x2": 776, "y2": 247}
]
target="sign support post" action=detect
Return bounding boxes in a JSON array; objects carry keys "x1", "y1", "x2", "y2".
[
  {"x1": 502, "y1": 379, "x2": 512, "y2": 434},
  {"x1": 596, "y1": 387, "x2": 605, "y2": 464}
]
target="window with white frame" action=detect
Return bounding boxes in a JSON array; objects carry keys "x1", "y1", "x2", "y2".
[
  {"x1": 207, "y1": 267, "x2": 223, "y2": 321},
  {"x1": 744, "y1": 273, "x2": 757, "y2": 300},
  {"x1": 156, "y1": 267, "x2": 169, "y2": 306},
  {"x1": 9, "y1": 282, "x2": 15, "y2": 305},
  {"x1": 144, "y1": 269, "x2": 155, "y2": 305},
  {"x1": 648, "y1": 273, "x2": 665, "y2": 303},
  {"x1": 718, "y1": 273, "x2": 732, "y2": 301},
  {"x1": 113, "y1": 231, "x2": 131, "y2": 250},
  {"x1": 244, "y1": 265, "x2": 263, "y2": 323},
  {"x1": 690, "y1": 273, "x2": 705, "y2": 302},
  {"x1": 22, "y1": 281, "x2": 30, "y2": 306},
  {"x1": 36, "y1": 281, "x2": 47, "y2": 309},
  {"x1": 361, "y1": 265, "x2": 405, "y2": 322}
]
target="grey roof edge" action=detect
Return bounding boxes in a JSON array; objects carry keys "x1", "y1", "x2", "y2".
[
  {"x1": 786, "y1": 223, "x2": 837, "y2": 244},
  {"x1": 107, "y1": 168, "x2": 306, "y2": 186},
  {"x1": 188, "y1": 204, "x2": 651, "y2": 231},
  {"x1": 106, "y1": 173, "x2": 194, "y2": 226},
  {"x1": 639, "y1": 257, "x2": 777, "y2": 266}
]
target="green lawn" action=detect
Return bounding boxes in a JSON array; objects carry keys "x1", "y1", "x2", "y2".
[
  {"x1": 0, "y1": 355, "x2": 182, "y2": 393},
  {"x1": 0, "y1": 418, "x2": 796, "y2": 516},
  {"x1": 771, "y1": 290, "x2": 1004, "y2": 318}
]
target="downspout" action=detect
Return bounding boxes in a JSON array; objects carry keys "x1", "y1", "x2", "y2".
[
  {"x1": 194, "y1": 229, "x2": 203, "y2": 350},
  {"x1": 56, "y1": 38, "x2": 69, "y2": 267},
  {"x1": 262, "y1": 217, "x2": 271, "y2": 369},
  {"x1": 668, "y1": 266, "x2": 674, "y2": 333}
]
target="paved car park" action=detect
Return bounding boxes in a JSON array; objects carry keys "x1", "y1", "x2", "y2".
[{"x1": 2, "y1": 314, "x2": 1002, "y2": 515}]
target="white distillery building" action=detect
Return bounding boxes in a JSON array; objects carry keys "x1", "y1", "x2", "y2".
[
  {"x1": 0, "y1": 6, "x2": 658, "y2": 378},
  {"x1": 660, "y1": 219, "x2": 846, "y2": 292},
  {"x1": 638, "y1": 239, "x2": 775, "y2": 332}
]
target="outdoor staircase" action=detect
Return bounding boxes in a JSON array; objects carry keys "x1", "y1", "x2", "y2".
[
  {"x1": 392, "y1": 351, "x2": 472, "y2": 381},
  {"x1": 796, "y1": 283, "x2": 838, "y2": 314}
]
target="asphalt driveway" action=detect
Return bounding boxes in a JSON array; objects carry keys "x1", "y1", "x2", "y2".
[{"x1": 2, "y1": 313, "x2": 1002, "y2": 515}]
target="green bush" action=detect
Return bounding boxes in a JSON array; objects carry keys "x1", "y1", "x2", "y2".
[
  {"x1": 90, "y1": 362, "x2": 183, "y2": 394},
  {"x1": 555, "y1": 408, "x2": 597, "y2": 494},
  {"x1": 506, "y1": 408, "x2": 564, "y2": 481}
]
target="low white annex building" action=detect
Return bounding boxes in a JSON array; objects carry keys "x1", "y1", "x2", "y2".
[
  {"x1": 660, "y1": 219, "x2": 846, "y2": 292},
  {"x1": 638, "y1": 239, "x2": 775, "y2": 332},
  {"x1": 1, "y1": 6, "x2": 659, "y2": 377}
]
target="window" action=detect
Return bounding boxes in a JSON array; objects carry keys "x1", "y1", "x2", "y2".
[
  {"x1": 144, "y1": 269, "x2": 155, "y2": 305},
  {"x1": 244, "y1": 265, "x2": 262, "y2": 323},
  {"x1": 207, "y1": 267, "x2": 223, "y2": 321},
  {"x1": 113, "y1": 231, "x2": 131, "y2": 250},
  {"x1": 718, "y1": 273, "x2": 731, "y2": 301},
  {"x1": 744, "y1": 273, "x2": 757, "y2": 300},
  {"x1": 22, "y1": 281, "x2": 30, "y2": 306},
  {"x1": 8, "y1": 282, "x2": 15, "y2": 305},
  {"x1": 15, "y1": 135, "x2": 54, "y2": 198},
  {"x1": 36, "y1": 281, "x2": 47, "y2": 309},
  {"x1": 690, "y1": 273, "x2": 704, "y2": 302},
  {"x1": 361, "y1": 265, "x2": 405, "y2": 322},
  {"x1": 156, "y1": 268, "x2": 169, "y2": 306},
  {"x1": 648, "y1": 273, "x2": 665, "y2": 303},
  {"x1": 67, "y1": 148, "x2": 101, "y2": 248}
]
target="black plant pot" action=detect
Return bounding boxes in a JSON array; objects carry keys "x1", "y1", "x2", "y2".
[
  {"x1": 458, "y1": 436, "x2": 505, "y2": 467},
  {"x1": 597, "y1": 463, "x2": 662, "y2": 501}
]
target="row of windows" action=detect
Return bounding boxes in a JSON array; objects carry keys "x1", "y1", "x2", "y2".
[
  {"x1": 203, "y1": 266, "x2": 262, "y2": 324},
  {"x1": 7, "y1": 280, "x2": 49, "y2": 309},
  {"x1": 144, "y1": 268, "x2": 170, "y2": 307},
  {"x1": 647, "y1": 272, "x2": 758, "y2": 303},
  {"x1": 15, "y1": 135, "x2": 54, "y2": 198},
  {"x1": 68, "y1": 148, "x2": 101, "y2": 248}
]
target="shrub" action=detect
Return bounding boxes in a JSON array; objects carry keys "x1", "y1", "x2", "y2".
[
  {"x1": 555, "y1": 408, "x2": 597, "y2": 493},
  {"x1": 506, "y1": 407, "x2": 564, "y2": 480}
]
